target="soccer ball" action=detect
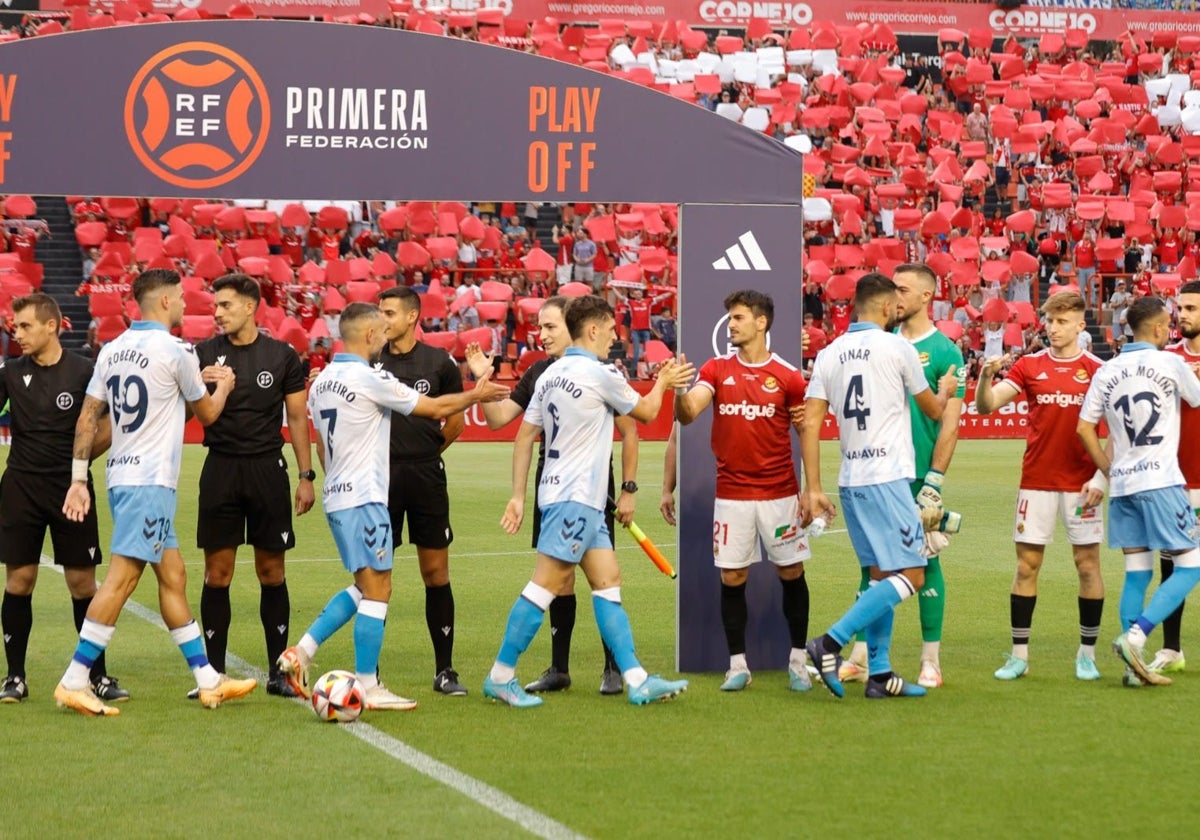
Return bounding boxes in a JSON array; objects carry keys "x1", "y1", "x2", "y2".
[{"x1": 311, "y1": 670, "x2": 364, "y2": 723}]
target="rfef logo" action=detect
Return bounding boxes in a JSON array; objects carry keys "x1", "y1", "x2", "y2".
[{"x1": 124, "y1": 42, "x2": 270, "y2": 189}]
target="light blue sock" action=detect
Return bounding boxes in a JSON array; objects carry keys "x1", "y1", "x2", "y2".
[
  {"x1": 308, "y1": 587, "x2": 360, "y2": 645},
  {"x1": 593, "y1": 593, "x2": 641, "y2": 673},
  {"x1": 353, "y1": 600, "x2": 388, "y2": 676},
  {"x1": 1119, "y1": 570, "x2": 1153, "y2": 631},
  {"x1": 864, "y1": 604, "x2": 895, "y2": 677},
  {"x1": 829, "y1": 576, "x2": 911, "y2": 646},
  {"x1": 496, "y1": 595, "x2": 546, "y2": 667},
  {"x1": 1141, "y1": 566, "x2": 1200, "y2": 629}
]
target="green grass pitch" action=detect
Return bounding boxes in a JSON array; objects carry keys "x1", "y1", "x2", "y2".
[{"x1": 1, "y1": 440, "x2": 1190, "y2": 839}]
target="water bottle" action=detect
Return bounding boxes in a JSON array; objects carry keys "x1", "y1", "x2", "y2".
[{"x1": 808, "y1": 513, "x2": 830, "y2": 538}]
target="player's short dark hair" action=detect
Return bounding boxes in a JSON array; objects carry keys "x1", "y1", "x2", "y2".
[
  {"x1": 378, "y1": 285, "x2": 421, "y2": 314},
  {"x1": 893, "y1": 263, "x2": 937, "y2": 288},
  {"x1": 133, "y1": 268, "x2": 181, "y2": 307},
  {"x1": 1180, "y1": 281, "x2": 1200, "y2": 296},
  {"x1": 541, "y1": 295, "x2": 569, "y2": 316},
  {"x1": 211, "y1": 273, "x2": 261, "y2": 304},
  {"x1": 1126, "y1": 295, "x2": 1167, "y2": 334},
  {"x1": 11, "y1": 292, "x2": 61, "y2": 326},
  {"x1": 854, "y1": 272, "x2": 897, "y2": 311},
  {"x1": 724, "y1": 289, "x2": 774, "y2": 332},
  {"x1": 339, "y1": 302, "x2": 381, "y2": 335},
  {"x1": 565, "y1": 294, "x2": 614, "y2": 339},
  {"x1": 1040, "y1": 291, "x2": 1086, "y2": 316}
]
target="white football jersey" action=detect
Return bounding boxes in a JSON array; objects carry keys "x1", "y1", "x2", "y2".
[
  {"x1": 86, "y1": 322, "x2": 206, "y2": 489},
  {"x1": 309, "y1": 354, "x2": 419, "y2": 513},
  {"x1": 525, "y1": 347, "x2": 639, "y2": 511},
  {"x1": 1080, "y1": 343, "x2": 1200, "y2": 497},
  {"x1": 807, "y1": 322, "x2": 930, "y2": 487}
]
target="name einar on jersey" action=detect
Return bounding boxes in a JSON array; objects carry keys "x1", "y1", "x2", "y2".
[
  {"x1": 311, "y1": 379, "x2": 358, "y2": 402},
  {"x1": 1035, "y1": 392, "x2": 1085, "y2": 407},
  {"x1": 105, "y1": 348, "x2": 150, "y2": 369},
  {"x1": 536, "y1": 374, "x2": 584, "y2": 400},
  {"x1": 717, "y1": 401, "x2": 776, "y2": 419}
]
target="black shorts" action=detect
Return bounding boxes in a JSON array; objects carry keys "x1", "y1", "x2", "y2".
[
  {"x1": 0, "y1": 470, "x2": 101, "y2": 568},
  {"x1": 531, "y1": 466, "x2": 617, "y2": 549},
  {"x1": 197, "y1": 451, "x2": 295, "y2": 552},
  {"x1": 388, "y1": 458, "x2": 452, "y2": 550}
]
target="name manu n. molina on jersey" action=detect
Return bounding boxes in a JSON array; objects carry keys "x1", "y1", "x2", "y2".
[{"x1": 284, "y1": 87, "x2": 428, "y2": 150}]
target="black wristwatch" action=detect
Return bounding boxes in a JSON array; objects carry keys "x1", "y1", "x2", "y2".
[
  {"x1": 298, "y1": 470, "x2": 317, "y2": 481},
  {"x1": 621, "y1": 481, "x2": 639, "y2": 494}
]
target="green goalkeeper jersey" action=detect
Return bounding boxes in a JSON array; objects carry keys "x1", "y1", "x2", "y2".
[{"x1": 905, "y1": 327, "x2": 966, "y2": 482}]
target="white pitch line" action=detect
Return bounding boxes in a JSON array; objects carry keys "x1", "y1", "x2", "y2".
[{"x1": 42, "y1": 557, "x2": 586, "y2": 840}]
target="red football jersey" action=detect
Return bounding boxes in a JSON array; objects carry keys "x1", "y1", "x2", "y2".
[
  {"x1": 829, "y1": 302, "x2": 851, "y2": 337},
  {"x1": 1001, "y1": 349, "x2": 1103, "y2": 491},
  {"x1": 1168, "y1": 342, "x2": 1200, "y2": 488},
  {"x1": 697, "y1": 352, "x2": 805, "y2": 500}
]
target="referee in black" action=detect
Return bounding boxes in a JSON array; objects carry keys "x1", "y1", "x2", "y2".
[
  {"x1": 194, "y1": 274, "x2": 315, "y2": 697},
  {"x1": 377, "y1": 286, "x2": 468, "y2": 696},
  {"x1": 0, "y1": 293, "x2": 127, "y2": 703}
]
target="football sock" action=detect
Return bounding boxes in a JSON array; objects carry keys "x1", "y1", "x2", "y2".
[
  {"x1": 1139, "y1": 560, "x2": 1200, "y2": 631},
  {"x1": 720, "y1": 581, "x2": 748, "y2": 656},
  {"x1": 425, "y1": 583, "x2": 455, "y2": 673},
  {"x1": 848, "y1": 641, "x2": 868, "y2": 667},
  {"x1": 864, "y1": 584, "x2": 895, "y2": 677},
  {"x1": 260, "y1": 580, "x2": 290, "y2": 672},
  {"x1": 72, "y1": 596, "x2": 107, "y2": 681},
  {"x1": 849, "y1": 568, "x2": 870, "y2": 645},
  {"x1": 548, "y1": 592, "x2": 576, "y2": 673},
  {"x1": 493, "y1": 582, "x2": 553, "y2": 678},
  {"x1": 3, "y1": 592, "x2": 33, "y2": 678},
  {"x1": 353, "y1": 599, "x2": 388, "y2": 686},
  {"x1": 729, "y1": 653, "x2": 749, "y2": 673},
  {"x1": 170, "y1": 620, "x2": 220, "y2": 690},
  {"x1": 921, "y1": 641, "x2": 941, "y2": 666},
  {"x1": 1119, "y1": 551, "x2": 1154, "y2": 631},
  {"x1": 1159, "y1": 554, "x2": 1185, "y2": 651},
  {"x1": 1010, "y1": 594, "x2": 1036, "y2": 658},
  {"x1": 62, "y1": 618, "x2": 115, "y2": 690},
  {"x1": 919, "y1": 555, "x2": 945, "y2": 644},
  {"x1": 199, "y1": 583, "x2": 231, "y2": 673},
  {"x1": 829, "y1": 575, "x2": 916, "y2": 647},
  {"x1": 305, "y1": 585, "x2": 363, "y2": 651},
  {"x1": 592, "y1": 587, "x2": 646, "y2": 685},
  {"x1": 1078, "y1": 596, "x2": 1103, "y2": 658},
  {"x1": 789, "y1": 647, "x2": 808, "y2": 672},
  {"x1": 780, "y1": 574, "x2": 810, "y2": 649}
]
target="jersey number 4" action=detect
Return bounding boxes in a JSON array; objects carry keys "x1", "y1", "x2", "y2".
[
  {"x1": 843, "y1": 374, "x2": 870, "y2": 431},
  {"x1": 105, "y1": 374, "x2": 148, "y2": 433}
]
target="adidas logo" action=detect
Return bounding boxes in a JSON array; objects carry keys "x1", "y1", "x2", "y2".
[
  {"x1": 1036, "y1": 372, "x2": 1050, "y2": 380},
  {"x1": 22, "y1": 374, "x2": 31, "y2": 387},
  {"x1": 216, "y1": 355, "x2": 227, "y2": 366},
  {"x1": 722, "y1": 376, "x2": 736, "y2": 386},
  {"x1": 712, "y1": 231, "x2": 771, "y2": 271},
  {"x1": 441, "y1": 626, "x2": 451, "y2": 637}
]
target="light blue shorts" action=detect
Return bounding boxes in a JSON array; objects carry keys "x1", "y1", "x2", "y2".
[
  {"x1": 840, "y1": 480, "x2": 926, "y2": 572},
  {"x1": 537, "y1": 501, "x2": 612, "y2": 564},
  {"x1": 109, "y1": 485, "x2": 178, "y2": 564},
  {"x1": 328, "y1": 503, "x2": 393, "y2": 573},
  {"x1": 1109, "y1": 487, "x2": 1198, "y2": 552}
]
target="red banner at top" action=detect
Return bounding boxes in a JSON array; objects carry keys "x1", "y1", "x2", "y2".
[{"x1": 41, "y1": 0, "x2": 1200, "y2": 40}]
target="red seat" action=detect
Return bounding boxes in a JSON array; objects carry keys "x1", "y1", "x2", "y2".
[
  {"x1": 455, "y1": 326, "x2": 494, "y2": 359},
  {"x1": 344, "y1": 281, "x2": 379, "y2": 303},
  {"x1": 181, "y1": 315, "x2": 216, "y2": 342},
  {"x1": 418, "y1": 290, "x2": 449, "y2": 322},
  {"x1": 183, "y1": 289, "x2": 215, "y2": 316},
  {"x1": 421, "y1": 331, "x2": 457, "y2": 354},
  {"x1": 515, "y1": 349, "x2": 547, "y2": 376},
  {"x1": 88, "y1": 292, "x2": 125, "y2": 318},
  {"x1": 95, "y1": 316, "x2": 128, "y2": 343},
  {"x1": 479, "y1": 279, "x2": 514, "y2": 302},
  {"x1": 475, "y1": 300, "x2": 509, "y2": 323}
]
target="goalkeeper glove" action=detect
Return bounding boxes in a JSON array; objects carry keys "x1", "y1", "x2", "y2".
[{"x1": 916, "y1": 470, "x2": 944, "y2": 516}]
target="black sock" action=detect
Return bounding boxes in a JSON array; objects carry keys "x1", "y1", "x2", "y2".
[
  {"x1": 2, "y1": 592, "x2": 32, "y2": 678},
  {"x1": 549, "y1": 593, "x2": 576, "y2": 673},
  {"x1": 1011, "y1": 594, "x2": 1036, "y2": 649},
  {"x1": 821, "y1": 633, "x2": 842, "y2": 655},
  {"x1": 602, "y1": 641, "x2": 618, "y2": 672},
  {"x1": 1078, "y1": 596, "x2": 1104, "y2": 647},
  {"x1": 720, "y1": 582, "x2": 748, "y2": 657},
  {"x1": 425, "y1": 583, "x2": 455, "y2": 674},
  {"x1": 1161, "y1": 554, "x2": 1185, "y2": 652},
  {"x1": 780, "y1": 574, "x2": 810, "y2": 649},
  {"x1": 71, "y1": 595, "x2": 107, "y2": 681},
  {"x1": 260, "y1": 580, "x2": 290, "y2": 673},
  {"x1": 200, "y1": 584, "x2": 231, "y2": 674}
]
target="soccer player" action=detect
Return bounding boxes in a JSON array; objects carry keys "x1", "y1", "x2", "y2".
[
  {"x1": 839, "y1": 264, "x2": 965, "y2": 689},
  {"x1": 191, "y1": 274, "x2": 315, "y2": 699},
  {"x1": 975, "y1": 291, "x2": 1108, "y2": 681},
  {"x1": 55, "y1": 269, "x2": 257, "y2": 716},
  {"x1": 482, "y1": 295, "x2": 692, "y2": 707},
  {"x1": 376, "y1": 286, "x2": 469, "y2": 696},
  {"x1": 1077, "y1": 296, "x2": 1200, "y2": 686},
  {"x1": 1147, "y1": 280, "x2": 1200, "y2": 675},
  {"x1": 465, "y1": 297, "x2": 638, "y2": 696},
  {"x1": 0, "y1": 294, "x2": 127, "y2": 704},
  {"x1": 276, "y1": 303, "x2": 509, "y2": 710},
  {"x1": 673, "y1": 289, "x2": 814, "y2": 693},
  {"x1": 801, "y1": 273, "x2": 958, "y2": 699}
]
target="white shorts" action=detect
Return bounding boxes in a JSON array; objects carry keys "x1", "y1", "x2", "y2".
[
  {"x1": 1013, "y1": 489, "x2": 1104, "y2": 546},
  {"x1": 555, "y1": 263, "x2": 573, "y2": 285},
  {"x1": 712, "y1": 496, "x2": 811, "y2": 569},
  {"x1": 931, "y1": 300, "x2": 951, "y2": 321}
]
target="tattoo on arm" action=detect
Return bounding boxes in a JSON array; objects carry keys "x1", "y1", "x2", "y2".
[{"x1": 73, "y1": 396, "x2": 106, "y2": 462}]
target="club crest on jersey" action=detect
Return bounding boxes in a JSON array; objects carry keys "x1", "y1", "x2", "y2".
[
  {"x1": 56, "y1": 392, "x2": 74, "y2": 410},
  {"x1": 1074, "y1": 369, "x2": 1090, "y2": 382},
  {"x1": 761, "y1": 376, "x2": 779, "y2": 393},
  {"x1": 257, "y1": 371, "x2": 274, "y2": 388},
  {"x1": 415, "y1": 379, "x2": 431, "y2": 394},
  {"x1": 919, "y1": 351, "x2": 931, "y2": 365}
]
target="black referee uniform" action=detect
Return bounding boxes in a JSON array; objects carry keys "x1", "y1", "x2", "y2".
[
  {"x1": 0, "y1": 351, "x2": 113, "y2": 692},
  {"x1": 377, "y1": 339, "x2": 462, "y2": 682},
  {"x1": 194, "y1": 332, "x2": 306, "y2": 676}
]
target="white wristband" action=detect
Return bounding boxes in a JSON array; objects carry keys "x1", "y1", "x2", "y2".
[
  {"x1": 71, "y1": 458, "x2": 89, "y2": 483},
  {"x1": 1089, "y1": 469, "x2": 1108, "y2": 492}
]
